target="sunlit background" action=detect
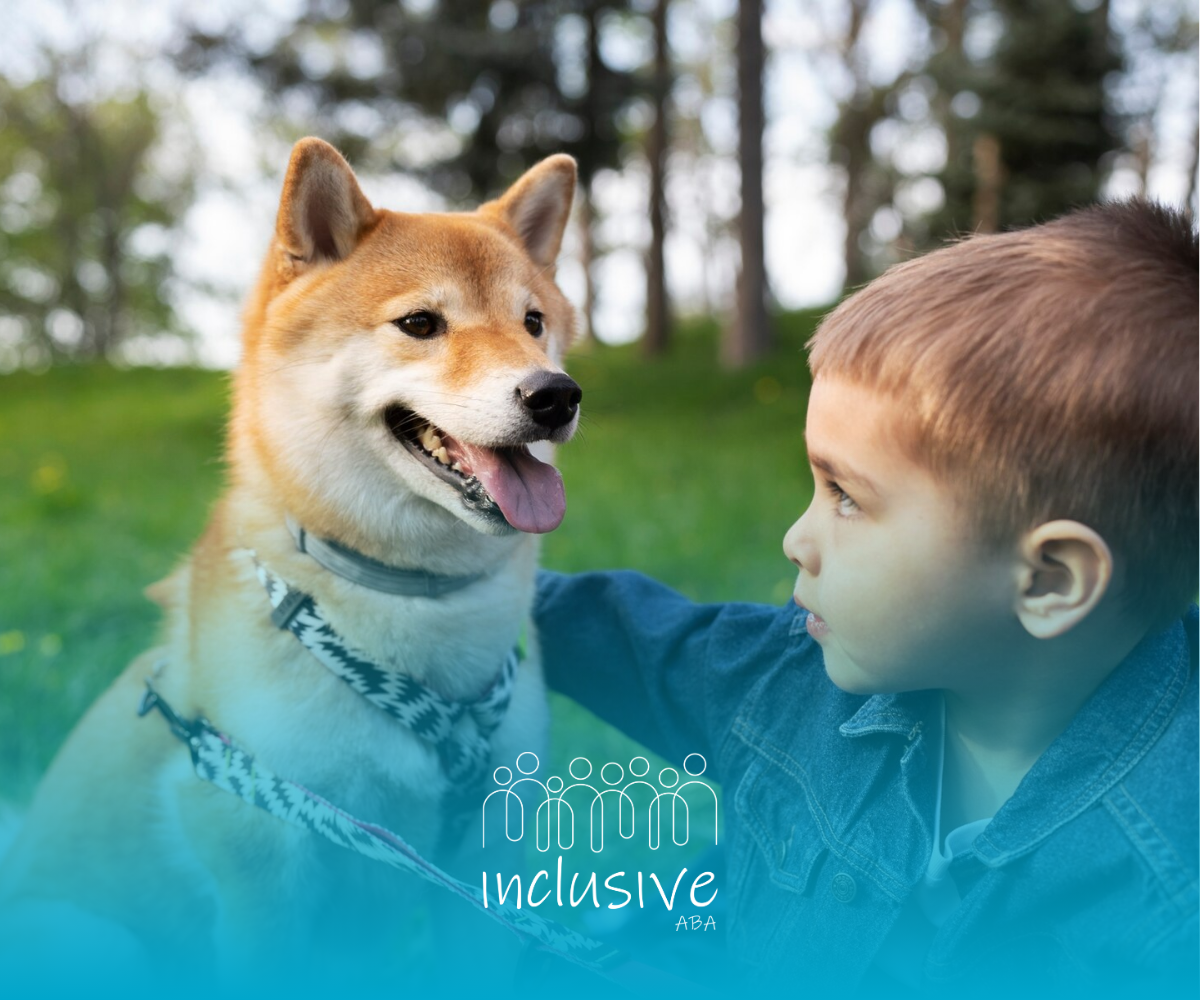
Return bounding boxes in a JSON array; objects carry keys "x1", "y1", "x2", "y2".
[
  {"x1": 1, "y1": 0, "x2": 1197, "y2": 828},
  {"x1": 1, "y1": 0, "x2": 1195, "y2": 369}
]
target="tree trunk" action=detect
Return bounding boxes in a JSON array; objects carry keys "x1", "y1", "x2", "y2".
[
  {"x1": 971, "y1": 132, "x2": 1004, "y2": 233},
  {"x1": 98, "y1": 208, "x2": 125, "y2": 358},
  {"x1": 1132, "y1": 129, "x2": 1152, "y2": 197},
  {"x1": 1185, "y1": 120, "x2": 1199, "y2": 215},
  {"x1": 579, "y1": 180, "x2": 596, "y2": 342},
  {"x1": 577, "y1": 4, "x2": 603, "y2": 343},
  {"x1": 840, "y1": 124, "x2": 872, "y2": 290},
  {"x1": 839, "y1": 0, "x2": 871, "y2": 290},
  {"x1": 58, "y1": 101, "x2": 92, "y2": 359},
  {"x1": 644, "y1": 0, "x2": 671, "y2": 357},
  {"x1": 933, "y1": 0, "x2": 967, "y2": 204},
  {"x1": 724, "y1": 0, "x2": 770, "y2": 367}
]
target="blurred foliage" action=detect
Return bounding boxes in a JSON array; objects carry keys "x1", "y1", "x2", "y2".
[
  {"x1": 181, "y1": 0, "x2": 644, "y2": 201},
  {"x1": 0, "y1": 62, "x2": 196, "y2": 365},
  {"x1": 831, "y1": 0, "x2": 1197, "y2": 284},
  {"x1": 179, "y1": 0, "x2": 665, "y2": 348},
  {"x1": 0, "y1": 0, "x2": 1192, "y2": 367},
  {"x1": 929, "y1": 0, "x2": 1122, "y2": 240},
  {"x1": 828, "y1": 0, "x2": 899, "y2": 289},
  {"x1": 0, "y1": 307, "x2": 821, "y2": 804}
]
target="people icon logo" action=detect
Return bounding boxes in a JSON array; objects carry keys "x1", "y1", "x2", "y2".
[{"x1": 481, "y1": 752, "x2": 718, "y2": 852}]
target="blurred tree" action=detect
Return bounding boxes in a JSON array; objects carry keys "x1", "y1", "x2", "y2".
[
  {"x1": 643, "y1": 0, "x2": 671, "y2": 356},
  {"x1": 833, "y1": 1, "x2": 1191, "y2": 288},
  {"x1": 928, "y1": 0, "x2": 1122, "y2": 237},
  {"x1": 668, "y1": 7, "x2": 734, "y2": 319},
  {"x1": 182, "y1": 0, "x2": 641, "y2": 342},
  {"x1": 0, "y1": 65, "x2": 194, "y2": 364},
  {"x1": 1104, "y1": 0, "x2": 1198, "y2": 207},
  {"x1": 723, "y1": 0, "x2": 769, "y2": 367},
  {"x1": 1187, "y1": 118, "x2": 1198, "y2": 212},
  {"x1": 828, "y1": 0, "x2": 905, "y2": 290},
  {"x1": 916, "y1": 0, "x2": 967, "y2": 233}
]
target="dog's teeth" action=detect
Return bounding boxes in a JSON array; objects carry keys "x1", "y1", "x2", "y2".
[
  {"x1": 418, "y1": 426, "x2": 443, "y2": 453},
  {"x1": 403, "y1": 417, "x2": 457, "y2": 470}
]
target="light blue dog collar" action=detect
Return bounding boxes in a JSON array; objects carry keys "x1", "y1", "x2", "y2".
[{"x1": 285, "y1": 514, "x2": 484, "y2": 597}]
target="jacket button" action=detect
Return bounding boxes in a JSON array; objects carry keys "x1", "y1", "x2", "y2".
[{"x1": 831, "y1": 872, "x2": 856, "y2": 903}]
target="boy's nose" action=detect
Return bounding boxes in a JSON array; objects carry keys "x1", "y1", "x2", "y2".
[{"x1": 783, "y1": 509, "x2": 819, "y2": 575}]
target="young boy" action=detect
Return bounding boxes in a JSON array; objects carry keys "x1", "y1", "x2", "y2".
[{"x1": 534, "y1": 201, "x2": 1197, "y2": 997}]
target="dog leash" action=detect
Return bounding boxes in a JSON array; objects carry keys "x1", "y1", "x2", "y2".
[
  {"x1": 136, "y1": 681, "x2": 720, "y2": 997},
  {"x1": 135, "y1": 680, "x2": 617, "y2": 972}
]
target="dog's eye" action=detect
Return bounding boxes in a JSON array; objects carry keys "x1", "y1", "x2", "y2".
[
  {"x1": 524, "y1": 311, "x2": 544, "y2": 337},
  {"x1": 394, "y1": 311, "x2": 440, "y2": 338}
]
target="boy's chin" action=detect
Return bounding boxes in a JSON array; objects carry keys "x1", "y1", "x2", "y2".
[{"x1": 821, "y1": 648, "x2": 892, "y2": 696}]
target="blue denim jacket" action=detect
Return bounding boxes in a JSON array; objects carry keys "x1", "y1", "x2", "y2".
[{"x1": 534, "y1": 571, "x2": 1198, "y2": 998}]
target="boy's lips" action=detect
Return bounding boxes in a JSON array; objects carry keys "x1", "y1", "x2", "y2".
[
  {"x1": 792, "y1": 590, "x2": 830, "y2": 639},
  {"x1": 805, "y1": 612, "x2": 829, "y2": 639}
]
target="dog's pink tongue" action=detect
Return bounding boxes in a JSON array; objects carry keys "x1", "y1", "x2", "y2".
[{"x1": 455, "y1": 442, "x2": 565, "y2": 533}]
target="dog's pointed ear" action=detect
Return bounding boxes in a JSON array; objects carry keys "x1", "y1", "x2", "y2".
[
  {"x1": 275, "y1": 138, "x2": 377, "y2": 272},
  {"x1": 490, "y1": 154, "x2": 577, "y2": 269}
]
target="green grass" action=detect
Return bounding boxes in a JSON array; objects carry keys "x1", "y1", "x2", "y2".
[
  {"x1": 0, "y1": 366, "x2": 229, "y2": 802},
  {"x1": 548, "y1": 312, "x2": 819, "y2": 603},
  {"x1": 0, "y1": 313, "x2": 821, "y2": 805}
]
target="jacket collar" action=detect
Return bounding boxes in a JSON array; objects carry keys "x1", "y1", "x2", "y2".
[
  {"x1": 839, "y1": 691, "x2": 932, "y2": 740},
  {"x1": 836, "y1": 611, "x2": 1195, "y2": 867},
  {"x1": 973, "y1": 614, "x2": 1193, "y2": 865}
]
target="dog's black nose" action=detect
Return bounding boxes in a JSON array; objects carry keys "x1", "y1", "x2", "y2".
[{"x1": 516, "y1": 371, "x2": 582, "y2": 430}]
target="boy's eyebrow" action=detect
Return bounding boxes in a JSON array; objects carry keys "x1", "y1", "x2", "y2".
[{"x1": 807, "y1": 451, "x2": 879, "y2": 494}]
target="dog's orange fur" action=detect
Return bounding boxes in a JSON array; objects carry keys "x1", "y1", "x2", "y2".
[{"x1": 0, "y1": 139, "x2": 580, "y2": 980}]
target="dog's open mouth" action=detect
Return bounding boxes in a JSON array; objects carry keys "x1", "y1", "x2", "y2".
[{"x1": 385, "y1": 406, "x2": 566, "y2": 533}]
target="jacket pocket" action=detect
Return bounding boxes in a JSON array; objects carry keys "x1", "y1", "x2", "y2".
[{"x1": 733, "y1": 752, "x2": 827, "y2": 897}]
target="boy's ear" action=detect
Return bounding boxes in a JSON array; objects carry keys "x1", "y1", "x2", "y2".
[
  {"x1": 487, "y1": 154, "x2": 577, "y2": 268},
  {"x1": 1013, "y1": 521, "x2": 1113, "y2": 639},
  {"x1": 275, "y1": 138, "x2": 377, "y2": 273}
]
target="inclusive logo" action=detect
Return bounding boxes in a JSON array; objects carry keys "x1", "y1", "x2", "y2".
[{"x1": 482, "y1": 752, "x2": 718, "y2": 852}]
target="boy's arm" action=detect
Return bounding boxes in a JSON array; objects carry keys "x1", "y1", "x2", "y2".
[{"x1": 534, "y1": 569, "x2": 801, "y2": 780}]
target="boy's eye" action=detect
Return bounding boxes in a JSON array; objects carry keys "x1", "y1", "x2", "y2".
[{"x1": 825, "y1": 479, "x2": 860, "y2": 517}]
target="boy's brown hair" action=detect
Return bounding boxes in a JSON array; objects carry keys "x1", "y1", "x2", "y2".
[{"x1": 808, "y1": 200, "x2": 1198, "y2": 625}]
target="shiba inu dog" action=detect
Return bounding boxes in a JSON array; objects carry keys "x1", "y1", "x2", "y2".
[{"x1": 0, "y1": 138, "x2": 581, "y2": 985}]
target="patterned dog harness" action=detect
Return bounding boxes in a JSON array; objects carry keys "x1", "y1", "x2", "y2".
[
  {"x1": 134, "y1": 536, "x2": 613, "y2": 972},
  {"x1": 255, "y1": 559, "x2": 519, "y2": 791},
  {"x1": 134, "y1": 532, "x2": 713, "y2": 994}
]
